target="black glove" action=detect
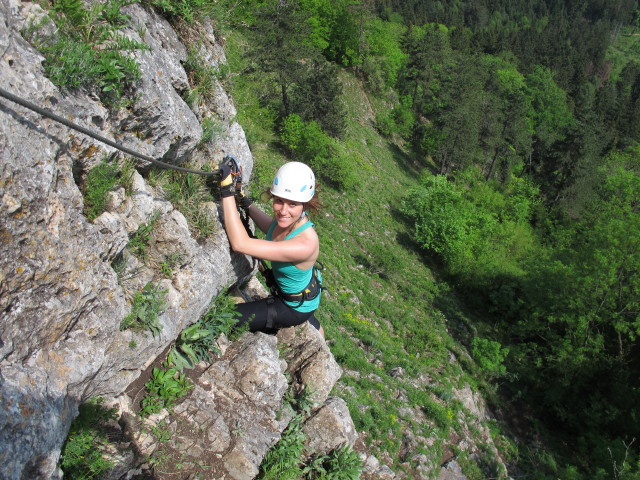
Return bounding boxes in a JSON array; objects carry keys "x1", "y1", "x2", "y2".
[
  {"x1": 219, "y1": 156, "x2": 239, "y2": 198},
  {"x1": 236, "y1": 189, "x2": 253, "y2": 210}
]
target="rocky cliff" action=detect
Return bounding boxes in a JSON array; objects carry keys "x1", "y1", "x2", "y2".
[{"x1": 0, "y1": 1, "x2": 360, "y2": 478}]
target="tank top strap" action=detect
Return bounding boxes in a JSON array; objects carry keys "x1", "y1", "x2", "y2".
[
  {"x1": 266, "y1": 219, "x2": 277, "y2": 241},
  {"x1": 285, "y1": 220, "x2": 315, "y2": 240}
]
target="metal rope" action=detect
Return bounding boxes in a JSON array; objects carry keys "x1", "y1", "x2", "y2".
[{"x1": 0, "y1": 85, "x2": 218, "y2": 176}]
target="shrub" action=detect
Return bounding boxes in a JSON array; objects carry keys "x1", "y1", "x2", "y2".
[
  {"x1": 280, "y1": 114, "x2": 360, "y2": 190},
  {"x1": 401, "y1": 174, "x2": 475, "y2": 266},
  {"x1": 471, "y1": 337, "x2": 509, "y2": 377}
]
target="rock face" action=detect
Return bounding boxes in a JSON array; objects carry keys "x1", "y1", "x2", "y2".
[
  {"x1": 0, "y1": 1, "x2": 334, "y2": 478},
  {"x1": 122, "y1": 323, "x2": 350, "y2": 480}
]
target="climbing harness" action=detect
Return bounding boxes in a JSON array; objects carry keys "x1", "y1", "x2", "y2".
[{"x1": 275, "y1": 262, "x2": 324, "y2": 306}]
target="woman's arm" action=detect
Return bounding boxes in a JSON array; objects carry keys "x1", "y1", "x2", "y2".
[
  {"x1": 222, "y1": 196, "x2": 317, "y2": 263},
  {"x1": 246, "y1": 204, "x2": 274, "y2": 234}
]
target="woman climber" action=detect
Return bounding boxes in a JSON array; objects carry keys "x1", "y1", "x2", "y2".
[{"x1": 218, "y1": 157, "x2": 324, "y2": 337}]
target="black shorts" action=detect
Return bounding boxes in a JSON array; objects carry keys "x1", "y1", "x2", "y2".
[{"x1": 234, "y1": 296, "x2": 321, "y2": 332}]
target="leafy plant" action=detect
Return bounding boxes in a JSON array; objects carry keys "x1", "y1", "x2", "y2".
[
  {"x1": 258, "y1": 415, "x2": 306, "y2": 480},
  {"x1": 149, "y1": 0, "x2": 210, "y2": 24},
  {"x1": 83, "y1": 157, "x2": 136, "y2": 221},
  {"x1": 304, "y1": 444, "x2": 363, "y2": 480},
  {"x1": 282, "y1": 383, "x2": 316, "y2": 418},
  {"x1": 83, "y1": 158, "x2": 120, "y2": 221},
  {"x1": 166, "y1": 291, "x2": 242, "y2": 371},
  {"x1": 167, "y1": 323, "x2": 218, "y2": 371},
  {"x1": 148, "y1": 421, "x2": 172, "y2": 443},
  {"x1": 159, "y1": 252, "x2": 186, "y2": 277},
  {"x1": 25, "y1": 0, "x2": 148, "y2": 104},
  {"x1": 120, "y1": 282, "x2": 167, "y2": 335},
  {"x1": 59, "y1": 397, "x2": 119, "y2": 479},
  {"x1": 127, "y1": 210, "x2": 160, "y2": 260},
  {"x1": 199, "y1": 291, "x2": 242, "y2": 338},
  {"x1": 140, "y1": 367, "x2": 193, "y2": 417}
]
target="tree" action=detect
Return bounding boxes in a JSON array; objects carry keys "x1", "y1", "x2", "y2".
[
  {"x1": 247, "y1": 0, "x2": 345, "y2": 137},
  {"x1": 524, "y1": 65, "x2": 575, "y2": 173},
  {"x1": 511, "y1": 148, "x2": 640, "y2": 445},
  {"x1": 249, "y1": 0, "x2": 316, "y2": 118},
  {"x1": 289, "y1": 57, "x2": 346, "y2": 137},
  {"x1": 481, "y1": 57, "x2": 533, "y2": 182}
]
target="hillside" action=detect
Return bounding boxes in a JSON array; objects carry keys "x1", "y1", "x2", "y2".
[{"x1": 229, "y1": 52, "x2": 516, "y2": 476}]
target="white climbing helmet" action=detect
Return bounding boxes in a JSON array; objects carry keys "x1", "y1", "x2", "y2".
[{"x1": 270, "y1": 162, "x2": 316, "y2": 203}]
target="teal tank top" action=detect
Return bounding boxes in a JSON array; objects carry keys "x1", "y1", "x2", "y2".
[{"x1": 266, "y1": 219, "x2": 321, "y2": 312}]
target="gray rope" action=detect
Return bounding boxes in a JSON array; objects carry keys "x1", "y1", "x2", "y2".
[{"x1": 0, "y1": 85, "x2": 218, "y2": 176}]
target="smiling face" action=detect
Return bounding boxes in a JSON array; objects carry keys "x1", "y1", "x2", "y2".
[{"x1": 272, "y1": 196, "x2": 305, "y2": 229}]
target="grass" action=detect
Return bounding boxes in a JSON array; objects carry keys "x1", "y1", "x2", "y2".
[
  {"x1": 127, "y1": 210, "x2": 160, "y2": 261},
  {"x1": 147, "y1": 168, "x2": 217, "y2": 238},
  {"x1": 82, "y1": 157, "x2": 135, "y2": 221}
]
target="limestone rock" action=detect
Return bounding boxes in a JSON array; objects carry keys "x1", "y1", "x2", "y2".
[
  {"x1": 0, "y1": 1, "x2": 253, "y2": 477},
  {"x1": 303, "y1": 396, "x2": 358, "y2": 458},
  {"x1": 277, "y1": 322, "x2": 343, "y2": 406}
]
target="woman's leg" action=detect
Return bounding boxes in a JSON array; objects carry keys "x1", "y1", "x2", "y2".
[{"x1": 234, "y1": 297, "x2": 320, "y2": 332}]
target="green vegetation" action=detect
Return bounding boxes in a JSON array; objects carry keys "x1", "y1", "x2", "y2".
[
  {"x1": 120, "y1": 282, "x2": 168, "y2": 335},
  {"x1": 183, "y1": 45, "x2": 225, "y2": 108},
  {"x1": 159, "y1": 252, "x2": 184, "y2": 277},
  {"x1": 147, "y1": 169, "x2": 216, "y2": 238},
  {"x1": 25, "y1": 0, "x2": 148, "y2": 104},
  {"x1": 259, "y1": 384, "x2": 363, "y2": 480},
  {"x1": 140, "y1": 366, "x2": 193, "y2": 417},
  {"x1": 127, "y1": 210, "x2": 160, "y2": 260},
  {"x1": 148, "y1": 0, "x2": 210, "y2": 24},
  {"x1": 305, "y1": 444, "x2": 363, "y2": 480},
  {"x1": 259, "y1": 425, "x2": 362, "y2": 480},
  {"x1": 166, "y1": 292, "x2": 240, "y2": 370},
  {"x1": 59, "y1": 397, "x2": 119, "y2": 479},
  {"x1": 54, "y1": 1, "x2": 640, "y2": 478},
  {"x1": 82, "y1": 157, "x2": 134, "y2": 221}
]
